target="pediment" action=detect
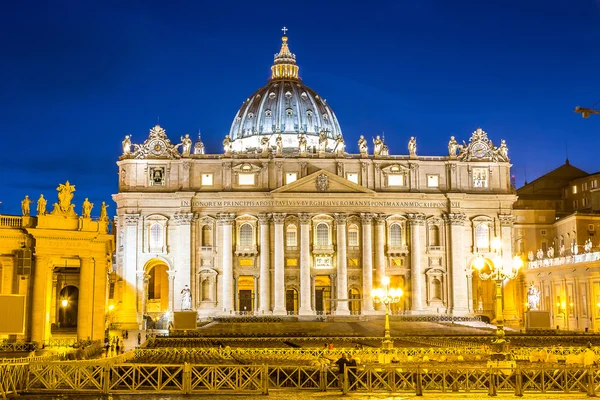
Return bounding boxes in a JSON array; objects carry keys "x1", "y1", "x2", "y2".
[{"x1": 272, "y1": 169, "x2": 374, "y2": 194}]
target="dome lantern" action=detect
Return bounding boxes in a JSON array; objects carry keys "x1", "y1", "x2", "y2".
[{"x1": 271, "y1": 27, "x2": 300, "y2": 81}]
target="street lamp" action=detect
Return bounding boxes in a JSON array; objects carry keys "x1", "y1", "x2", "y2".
[
  {"x1": 371, "y1": 276, "x2": 403, "y2": 349},
  {"x1": 472, "y1": 237, "x2": 523, "y2": 364}
]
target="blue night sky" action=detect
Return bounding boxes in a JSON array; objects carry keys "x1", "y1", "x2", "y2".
[{"x1": 1, "y1": 0, "x2": 600, "y2": 216}]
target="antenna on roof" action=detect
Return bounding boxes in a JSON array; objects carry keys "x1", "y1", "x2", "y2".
[{"x1": 565, "y1": 140, "x2": 569, "y2": 165}]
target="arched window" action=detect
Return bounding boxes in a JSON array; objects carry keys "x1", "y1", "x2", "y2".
[
  {"x1": 429, "y1": 225, "x2": 440, "y2": 247},
  {"x1": 390, "y1": 224, "x2": 402, "y2": 246},
  {"x1": 286, "y1": 225, "x2": 297, "y2": 247},
  {"x1": 150, "y1": 223, "x2": 163, "y2": 249},
  {"x1": 239, "y1": 224, "x2": 253, "y2": 247},
  {"x1": 202, "y1": 225, "x2": 213, "y2": 247},
  {"x1": 316, "y1": 223, "x2": 329, "y2": 246},
  {"x1": 475, "y1": 223, "x2": 489, "y2": 249},
  {"x1": 348, "y1": 224, "x2": 359, "y2": 247},
  {"x1": 432, "y1": 278, "x2": 442, "y2": 300}
]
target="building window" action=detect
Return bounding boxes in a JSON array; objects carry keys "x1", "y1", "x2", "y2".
[
  {"x1": 239, "y1": 224, "x2": 253, "y2": 247},
  {"x1": 348, "y1": 224, "x2": 359, "y2": 247},
  {"x1": 572, "y1": 185, "x2": 578, "y2": 194},
  {"x1": 472, "y1": 168, "x2": 488, "y2": 188},
  {"x1": 429, "y1": 225, "x2": 440, "y2": 247},
  {"x1": 583, "y1": 182, "x2": 588, "y2": 191},
  {"x1": 541, "y1": 240, "x2": 548, "y2": 254},
  {"x1": 592, "y1": 180, "x2": 598, "y2": 189},
  {"x1": 388, "y1": 175, "x2": 404, "y2": 187},
  {"x1": 202, "y1": 226, "x2": 213, "y2": 247},
  {"x1": 427, "y1": 174, "x2": 439, "y2": 188},
  {"x1": 573, "y1": 200, "x2": 578, "y2": 209},
  {"x1": 239, "y1": 173, "x2": 255, "y2": 186},
  {"x1": 150, "y1": 224, "x2": 163, "y2": 249},
  {"x1": 315, "y1": 223, "x2": 329, "y2": 246},
  {"x1": 285, "y1": 173, "x2": 297, "y2": 185},
  {"x1": 201, "y1": 173, "x2": 213, "y2": 186},
  {"x1": 346, "y1": 173, "x2": 359, "y2": 184},
  {"x1": 390, "y1": 224, "x2": 402, "y2": 246},
  {"x1": 475, "y1": 223, "x2": 489, "y2": 250},
  {"x1": 150, "y1": 167, "x2": 165, "y2": 186},
  {"x1": 286, "y1": 225, "x2": 297, "y2": 247}
]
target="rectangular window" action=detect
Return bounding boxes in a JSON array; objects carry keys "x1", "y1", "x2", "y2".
[
  {"x1": 388, "y1": 174, "x2": 404, "y2": 186},
  {"x1": 427, "y1": 174, "x2": 439, "y2": 188},
  {"x1": 592, "y1": 180, "x2": 598, "y2": 189},
  {"x1": 285, "y1": 172, "x2": 297, "y2": 185},
  {"x1": 573, "y1": 200, "x2": 578, "y2": 209},
  {"x1": 472, "y1": 168, "x2": 488, "y2": 188},
  {"x1": 238, "y1": 173, "x2": 255, "y2": 186},
  {"x1": 583, "y1": 182, "x2": 588, "y2": 191},
  {"x1": 201, "y1": 173, "x2": 213, "y2": 186},
  {"x1": 348, "y1": 230, "x2": 359, "y2": 247},
  {"x1": 346, "y1": 173, "x2": 359, "y2": 184},
  {"x1": 572, "y1": 185, "x2": 578, "y2": 194},
  {"x1": 540, "y1": 229, "x2": 547, "y2": 236}
]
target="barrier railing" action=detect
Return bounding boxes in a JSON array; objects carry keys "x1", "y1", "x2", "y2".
[{"x1": 0, "y1": 363, "x2": 27, "y2": 399}]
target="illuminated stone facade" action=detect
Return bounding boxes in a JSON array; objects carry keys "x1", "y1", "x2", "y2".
[
  {"x1": 0, "y1": 182, "x2": 114, "y2": 344},
  {"x1": 112, "y1": 33, "x2": 517, "y2": 329}
]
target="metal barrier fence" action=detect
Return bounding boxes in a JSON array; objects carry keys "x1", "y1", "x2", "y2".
[{"x1": 0, "y1": 363, "x2": 27, "y2": 400}]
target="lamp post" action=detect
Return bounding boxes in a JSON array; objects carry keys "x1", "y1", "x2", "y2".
[
  {"x1": 472, "y1": 237, "x2": 523, "y2": 364},
  {"x1": 371, "y1": 276, "x2": 403, "y2": 349},
  {"x1": 61, "y1": 299, "x2": 69, "y2": 328}
]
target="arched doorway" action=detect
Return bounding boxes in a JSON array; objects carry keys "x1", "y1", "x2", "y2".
[
  {"x1": 285, "y1": 288, "x2": 298, "y2": 314},
  {"x1": 471, "y1": 258, "x2": 497, "y2": 320},
  {"x1": 315, "y1": 276, "x2": 332, "y2": 315},
  {"x1": 58, "y1": 285, "x2": 78, "y2": 328},
  {"x1": 237, "y1": 275, "x2": 255, "y2": 313},
  {"x1": 147, "y1": 262, "x2": 169, "y2": 313}
]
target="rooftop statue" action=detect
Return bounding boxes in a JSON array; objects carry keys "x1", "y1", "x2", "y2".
[
  {"x1": 180, "y1": 134, "x2": 192, "y2": 157},
  {"x1": 358, "y1": 135, "x2": 368, "y2": 157},
  {"x1": 496, "y1": 139, "x2": 509, "y2": 161},
  {"x1": 318, "y1": 130, "x2": 327, "y2": 153},
  {"x1": 334, "y1": 134, "x2": 345, "y2": 157},
  {"x1": 261, "y1": 136, "x2": 270, "y2": 155},
  {"x1": 122, "y1": 135, "x2": 132, "y2": 156},
  {"x1": 223, "y1": 135, "x2": 232, "y2": 156},
  {"x1": 276, "y1": 134, "x2": 283, "y2": 156},
  {"x1": 82, "y1": 198, "x2": 93, "y2": 219},
  {"x1": 21, "y1": 195, "x2": 32, "y2": 216},
  {"x1": 298, "y1": 133, "x2": 307, "y2": 156},
  {"x1": 448, "y1": 136, "x2": 459, "y2": 158},
  {"x1": 408, "y1": 136, "x2": 417, "y2": 158},
  {"x1": 36, "y1": 194, "x2": 46, "y2": 216},
  {"x1": 373, "y1": 135, "x2": 383, "y2": 156},
  {"x1": 51, "y1": 181, "x2": 77, "y2": 216},
  {"x1": 100, "y1": 201, "x2": 109, "y2": 222}
]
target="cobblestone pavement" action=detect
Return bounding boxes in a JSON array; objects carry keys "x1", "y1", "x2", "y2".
[{"x1": 19, "y1": 393, "x2": 590, "y2": 400}]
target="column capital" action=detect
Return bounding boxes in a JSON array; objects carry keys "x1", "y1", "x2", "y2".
[
  {"x1": 334, "y1": 213, "x2": 348, "y2": 225},
  {"x1": 217, "y1": 213, "x2": 235, "y2": 225},
  {"x1": 407, "y1": 213, "x2": 426, "y2": 226},
  {"x1": 272, "y1": 213, "x2": 287, "y2": 224},
  {"x1": 257, "y1": 213, "x2": 271, "y2": 224},
  {"x1": 443, "y1": 212, "x2": 467, "y2": 226},
  {"x1": 374, "y1": 214, "x2": 387, "y2": 225},
  {"x1": 498, "y1": 214, "x2": 515, "y2": 227},
  {"x1": 124, "y1": 214, "x2": 141, "y2": 226},
  {"x1": 298, "y1": 213, "x2": 312, "y2": 224},
  {"x1": 360, "y1": 213, "x2": 374, "y2": 225},
  {"x1": 173, "y1": 212, "x2": 195, "y2": 225}
]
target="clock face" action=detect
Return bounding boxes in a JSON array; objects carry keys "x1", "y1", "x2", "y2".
[
  {"x1": 472, "y1": 142, "x2": 488, "y2": 158},
  {"x1": 150, "y1": 140, "x2": 165, "y2": 155}
]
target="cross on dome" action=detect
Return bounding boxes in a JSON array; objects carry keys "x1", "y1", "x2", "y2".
[{"x1": 282, "y1": 26, "x2": 288, "y2": 35}]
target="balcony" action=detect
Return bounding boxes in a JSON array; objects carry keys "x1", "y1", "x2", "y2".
[
  {"x1": 387, "y1": 245, "x2": 408, "y2": 256},
  {"x1": 526, "y1": 251, "x2": 600, "y2": 269},
  {"x1": 235, "y1": 245, "x2": 258, "y2": 256},
  {"x1": 312, "y1": 245, "x2": 334, "y2": 256}
]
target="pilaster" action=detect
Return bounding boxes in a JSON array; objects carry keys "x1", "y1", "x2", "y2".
[
  {"x1": 298, "y1": 213, "x2": 313, "y2": 315},
  {"x1": 120, "y1": 214, "x2": 140, "y2": 328},
  {"x1": 443, "y1": 212, "x2": 469, "y2": 315},
  {"x1": 218, "y1": 213, "x2": 235, "y2": 313},
  {"x1": 77, "y1": 257, "x2": 93, "y2": 341},
  {"x1": 407, "y1": 213, "x2": 426, "y2": 312},
  {"x1": 173, "y1": 212, "x2": 195, "y2": 311},
  {"x1": 258, "y1": 213, "x2": 271, "y2": 314},
  {"x1": 272, "y1": 213, "x2": 287, "y2": 315},
  {"x1": 374, "y1": 214, "x2": 386, "y2": 289},
  {"x1": 360, "y1": 213, "x2": 375, "y2": 313},
  {"x1": 334, "y1": 213, "x2": 349, "y2": 314}
]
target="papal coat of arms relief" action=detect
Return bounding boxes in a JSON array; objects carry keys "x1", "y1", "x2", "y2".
[{"x1": 316, "y1": 173, "x2": 329, "y2": 192}]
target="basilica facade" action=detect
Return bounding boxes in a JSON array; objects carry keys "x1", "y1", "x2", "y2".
[{"x1": 113, "y1": 32, "x2": 517, "y2": 328}]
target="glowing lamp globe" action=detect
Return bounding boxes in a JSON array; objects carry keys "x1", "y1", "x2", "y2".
[
  {"x1": 61, "y1": 299, "x2": 69, "y2": 307},
  {"x1": 473, "y1": 256, "x2": 485, "y2": 271}
]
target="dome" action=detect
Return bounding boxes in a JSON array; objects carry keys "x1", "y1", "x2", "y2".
[{"x1": 229, "y1": 31, "x2": 343, "y2": 154}]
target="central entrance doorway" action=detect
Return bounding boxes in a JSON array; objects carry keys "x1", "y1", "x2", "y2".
[
  {"x1": 315, "y1": 276, "x2": 332, "y2": 314},
  {"x1": 237, "y1": 276, "x2": 254, "y2": 313}
]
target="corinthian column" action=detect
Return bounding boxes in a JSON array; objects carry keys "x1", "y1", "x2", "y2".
[
  {"x1": 335, "y1": 213, "x2": 350, "y2": 315},
  {"x1": 258, "y1": 213, "x2": 271, "y2": 314},
  {"x1": 298, "y1": 213, "x2": 313, "y2": 315},
  {"x1": 272, "y1": 213, "x2": 287, "y2": 315},
  {"x1": 77, "y1": 257, "x2": 93, "y2": 341},
  {"x1": 374, "y1": 215, "x2": 386, "y2": 287},
  {"x1": 408, "y1": 213, "x2": 426, "y2": 312},
  {"x1": 361, "y1": 213, "x2": 374, "y2": 313},
  {"x1": 218, "y1": 213, "x2": 235, "y2": 314},
  {"x1": 444, "y1": 212, "x2": 469, "y2": 315},
  {"x1": 32, "y1": 256, "x2": 51, "y2": 344}
]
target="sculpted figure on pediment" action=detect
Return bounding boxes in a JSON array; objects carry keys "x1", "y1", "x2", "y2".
[
  {"x1": 358, "y1": 135, "x2": 368, "y2": 157},
  {"x1": 298, "y1": 134, "x2": 307, "y2": 156},
  {"x1": 122, "y1": 135, "x2": 132, "y2": 155},
  {"x1": 180, "y1": 134, "x2": 192, "y2": 157},
  {"x1": 21, "y1": 195, "x2": 32, "y2": 216},
  {"x1": 36, "y1": 195, "x2": 46, "y2": 216}
]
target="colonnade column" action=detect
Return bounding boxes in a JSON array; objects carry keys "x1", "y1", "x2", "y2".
[
  {"x1": 32, "y1": 256, "x2": 51, "y2": 344},
  {"x1": 298, "y1": 213, "x2": 313, "y2": 315},
  {"x1": 92, "y1": 258, "x2": 109, "y2": 341},
  {"x1": 218, "y1": 213, "x2": 235, "y2": 314},
  {"x1": 121, "y1": 214, "x2": 140, "y2": 329},
  {"x1": 408, "y1": 213, "x2": 426, "y2": 312},
  {"x1": 257, "y1": 213, "x2": 271, "y2": 314},
  {"x1": 77, "y1": 257, "x2": 93, "y2": 341},
  {"x1": 499, "y1": 214, "x2": 518, "y2": 324},
  {"x1": 272, "y1": 213, "x2": 287, "y2": 315},
  {"x1": 374, "y1": 215, "x2": 386, "y2": 287},
  {"x1": 444, "y1": 212, "x2": 469, "y2": 315},
  {"x1": 360, "y1": 213, "x2": 374, "y2": 313},
  {"x1": 173, "y1": 213, "x2": 194, "y2": 311},
  {"x1": 335, "y1": 213, "x2": 349, "y2": 315}
]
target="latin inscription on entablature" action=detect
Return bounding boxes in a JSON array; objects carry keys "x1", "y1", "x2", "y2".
[
  {"x1": 183, "y1": 200, "x2": 460, "y2": 208},
  {"x1": 37, "y1": 238, "x2": 90, "y2": 249}
]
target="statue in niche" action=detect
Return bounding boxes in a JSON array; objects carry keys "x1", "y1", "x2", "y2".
[
  {"x1": 36, "y1": 194, "x2": 46, "y2": 216},
  {"x1": 222, "y1": 135, "x2": 232, "y2": 155},
  {"x1": 181, "y1": 285, "x2": 192, "y2": 311},
  {"x1": 82, "y1": 198, "x2": 93, "y2": 218},
  {"x1": 100, "y1": 201, "x2": 109, "y2": 222},
  {"x1": 318, "y1": 130, "x2": 327, "y2": 153},
  {"x1": 260, "y1": 136, "x2": 270, "y2": 154},
  {"x1": 21, "y1": 195, "x2": 32, "y2": 216},
  {"x1": 297, "y1": 133, "x2": 307, "y2": 156},
  {"x1": 358, "y1": 135, "x2": 368, "y2": 156},
  {"x1": 276, "y1": 134, "x2": 283, "y2": 155},
  {"x1": 373, "y1": 135, "x2": 383, "y2": 156},
  {"x1": 334, "y1": 134, "x2": 345, "y2": 156},
  {"x1": 408, "y1": 136, "x2": 417, "y2": 157},
  {"x1": 527, "y1": 285, "x2": 540, "y2": 310},
  {"x1": 122, "y1": 135, "x2": 132, "y2": 155},
  {"x1": 180, "y1": 134, "x2": 192, "y2": 156},
  {"x1": 448, "y1": 136, "x2": 459, "y2": 157}
]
